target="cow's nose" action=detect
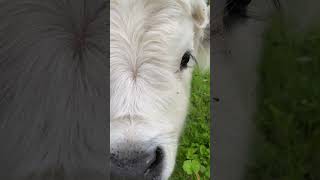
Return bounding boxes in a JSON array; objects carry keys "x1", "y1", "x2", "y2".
[{"x1": 110, "y1": 147, "x2": 164, "y2": 179}]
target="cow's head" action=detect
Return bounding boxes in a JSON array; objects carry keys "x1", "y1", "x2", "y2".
[{"x1": 110, "y1": 0, "x2": 209, "y2": 179}]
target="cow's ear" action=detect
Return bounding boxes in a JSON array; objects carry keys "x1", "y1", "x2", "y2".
[
  {"x1": 190, "y1": 0, "x2": 209, "y2": 28},
  {"x1": 196, "y1": 11, "x2": 210, "y2": 71},
  {"x1": 191, "y1": 1, "x2": 210, "y2": 71}
]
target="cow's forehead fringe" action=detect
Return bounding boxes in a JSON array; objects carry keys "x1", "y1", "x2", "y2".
[{"x1": 110, "y1": 0, "x2": 194, "y2": 81}]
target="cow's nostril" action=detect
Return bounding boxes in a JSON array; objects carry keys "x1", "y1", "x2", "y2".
[{"x1": 144, "y1": 147, "x2": 164, "y2": 175}]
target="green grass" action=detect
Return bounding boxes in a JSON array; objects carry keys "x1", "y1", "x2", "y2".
[
  {"x1": 170, "y1": 69, "x2": 210, "y2": 180},
  {"x1": 246, "y1": 16, "x2": 320, "y2": 180}
]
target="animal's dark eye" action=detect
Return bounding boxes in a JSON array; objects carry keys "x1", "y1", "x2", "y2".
[{"x1": 180, "y1": 51, "x2": 191, "y2": 70}]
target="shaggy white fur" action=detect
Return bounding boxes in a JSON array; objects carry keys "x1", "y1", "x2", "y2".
[{"x1": 110, "y1": 0, "x2": 209, "y2": 179}]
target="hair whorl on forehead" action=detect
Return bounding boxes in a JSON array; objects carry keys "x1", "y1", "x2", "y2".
[{"x1": 0, "y1": 0, "x2": 108, "y2": 179}]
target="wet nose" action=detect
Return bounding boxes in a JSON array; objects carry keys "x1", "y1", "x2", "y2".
[{"x1": 110, "y1": 147, "x2": 164, "y2": 179}]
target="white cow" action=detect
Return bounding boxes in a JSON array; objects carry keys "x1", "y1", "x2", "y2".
[{"x1": 110, "y1": 0, "x2": 210, "y2": 179}]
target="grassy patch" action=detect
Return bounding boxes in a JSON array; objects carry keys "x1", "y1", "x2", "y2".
[
  {"x1": 170, "y1": 69, "x2": 211, "y2": 180},
  {"x1": 246, "y1": 16, "x2": 320, "y2": 180}
]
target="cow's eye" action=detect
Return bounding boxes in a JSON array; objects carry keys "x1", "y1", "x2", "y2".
[{"x1": 180, "y1": 51, "x2": 192, "y2": 70}]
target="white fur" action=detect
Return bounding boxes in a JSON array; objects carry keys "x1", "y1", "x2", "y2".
[{"x1": 110, "y1": 0, "x2": 209, "y2": 179}]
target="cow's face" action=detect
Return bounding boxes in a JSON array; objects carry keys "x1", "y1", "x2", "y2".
[{"x1": 110, "y1": 0, "x2": 209, "y2": 179}]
